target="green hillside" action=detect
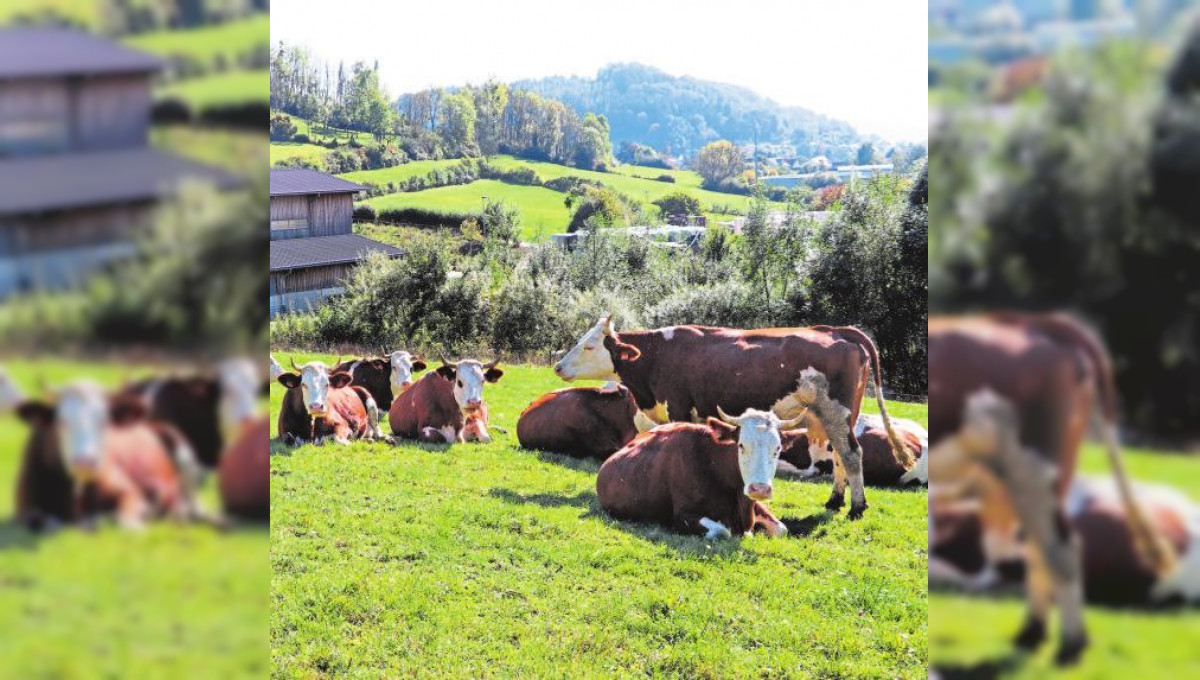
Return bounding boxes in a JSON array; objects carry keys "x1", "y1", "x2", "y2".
[
  {"x1": 161, "y1": 68, "x2": 268, "y2": 107},
  {"x1": 125, "y1": 14, "x2": 268, "y2": 69}
]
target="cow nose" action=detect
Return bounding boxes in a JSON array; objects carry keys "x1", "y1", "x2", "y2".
[
  {"x1": 308, "y1": 402, "x2": 324, "y2": 412},
  {"x1": 552, "y1": 363, "x2": 563, "y2": 376},
  {"x1": 746, "y1": 483, "x2": 773, "y2": 500},
  {"x1": 466, "y1": 398, "x2": 482, "y2": 408}
]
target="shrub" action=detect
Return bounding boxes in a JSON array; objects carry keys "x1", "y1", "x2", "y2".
[
  {"x1": 293, "y1": 133, "x2": 310, "y2": 144},
  {"x1": 489, "y1": 277, "x2": 571, "y2": 356},
  {"x1": 656, "y1": 174, "x2": 676, "y2": 183},
  {"x1": 152, "y1": 98, "x2": 192, "y2": 125},
  {"x1": 202, "y1": 102, "x2": 268, "y2": 130},
  {"x1": 645, "y1": 280, "x2": 773, "y2": 329},
  {"x1": 353, "y1": 204, "x2": 377, "y2": 222}
]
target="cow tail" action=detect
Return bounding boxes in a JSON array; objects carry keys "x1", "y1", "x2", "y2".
[
  {"x1": 835, "y1": 327, "x2": 914, "y2": 468},
  {"x1": 1000, "y1": 312, "x2": 1178, "y2": 577},
  {"x1": 149, "y1": 423, "x2": 204, "y2": 516},
  {"x1": 350, "y1": 386, "x2": 380, "y2": 434}
]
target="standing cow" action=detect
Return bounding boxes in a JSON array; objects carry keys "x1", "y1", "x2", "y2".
[
  {"x1": 13, "y1": 381, "x2": 189, "y2": 530},
  {"x1": 556, "y1": 317, "x2": 911, "y2": 519},
  {"x1": 597, "y1": 408, "x2": 803, "y2": 538},
  {"x1": 389, "y1": 357, "x2": 502, "y2": 444},
  {"x1": 276, "y1": 359, "x2": 383, "y2": 445},
  {"x1": 928, "y1": 312, "x2": 1178, "y2": 665},
  {"x1": 783, "y1": 413, "x2": 928, "y2": 486},
  {"x1": 517, "y1": 383, "x2": 639, "y2": 460}
]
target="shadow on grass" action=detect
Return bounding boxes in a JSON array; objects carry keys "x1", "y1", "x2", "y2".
[
  {"x1": 532, "y1": 449, "x2": 602, "y2": 474},
  {"x1": 0, "y1": 520, "x2": 39, "y2": 551},
  {"x1": 780, "y1": 510, "x2": 837, "y2": 538},
  {"x1": 488, "y1": 488, "x2": 597, "y2": 509},
  {"x1": 933, "y1": 653, "x2": 1024, "y2": 680}
]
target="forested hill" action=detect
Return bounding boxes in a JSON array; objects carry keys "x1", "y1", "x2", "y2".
[{"x1": 512, "y1": 63, "x2": 864, "y2": 158}]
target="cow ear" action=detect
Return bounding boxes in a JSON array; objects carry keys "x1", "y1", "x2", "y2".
[
  {"x1": 16, "y1": 401, "x2": 55, "y2": 425},
  {"x1": 328, "y1": 372, "x2": 353, "y2": 388},
  {"x1": 411, "y1": 361, "x2": 427, "y2": 373},
  {"x1": 484, "y1": 367, "x2": 504, "y2": 383},
  {"x1": 781, "y1": 431, "x2": 807, "y2": 457},
  {"x1": 604, "y1": 335, "x2": 642, "y2": 364},
  {"x1": 706, "y1": 417, "x2": 738, "y2": 444},
  {"x1": 371, "y1": 359, "x2": 387, "y2": 370},
  {"x1": 188, "y1": 377, "x2": 215, "y2": 397},
  {"x1": 260, "y1": 378, "x2": 272, "y2": 398},
  {"x1": 109, "y1": 394, "x2": 149, "y2": 425},
  {"x1": 278, "y1": 373, "x2": 301, "y2": 389},
  {"x1": 435, "y1": 365, "x2": 456, "y2": 381}
]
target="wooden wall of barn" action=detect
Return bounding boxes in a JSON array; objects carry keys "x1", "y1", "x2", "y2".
[
  {"x1": 269, "y1": 263, "x2": 352, "y2": 295},
  {"x1": 0, "y1": 203, "x2": 154, "y2": 254},
  {"x1": 0, "y1": 74, "x2": 151, "y2": 157},
  {"x1": 269, "y1": 193, "x2": 354, "y2": 240},
  {"x1": 75, "y1": 74, "x2": 152, "y2": 151}
]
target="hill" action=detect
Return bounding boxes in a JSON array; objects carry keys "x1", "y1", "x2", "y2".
[{"x1": 513, "y1": 62, "x2": 866, "y2": 158}]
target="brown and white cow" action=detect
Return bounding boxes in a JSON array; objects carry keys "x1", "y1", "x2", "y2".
[
  {"x1": 783, "y1": 413, "x2": 928, "y2": 486},
  {"x1": 931, "y1": 476, "x2": 1200, "y2": 607},
  {"x1": 517, "y1": 383, "x2": 639, "y2": 460},
  {"x1": 277, "y1": 359, "x2": 382, "y2": 445},
  {"x1": 928, "y1": 312, "x2": 1178, "y2": 665},
  {"x1": 0, "y1": 365, "x2": 24, "y2": 413},
  {"x1": 597, "y1": 408, "x2": 803, "y2": 538},
  {"x1": 13, "y1": 381, "x2": 189, "y2": 530},
  {"x1": 333, "y1": 351, "x2": 427, "y2": 413},
  {"x1": 269, "y1": 355, "x2": 285, "y2": 382},
  {"x1": 218, "y1": 415, "x2": 270, "y2": 521},
  {"x1": 556, "y1": 317, "x2": 911, "y2": 519},
  {"x1": 388, "y1": 357, "x2": 502, "y2": 444}
]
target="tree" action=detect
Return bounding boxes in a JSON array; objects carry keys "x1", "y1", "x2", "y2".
[
  {"x1": 652, "y1": 192, "x2": 701, "y2": 219},
  {"x1": 440, "y1": 90, "x2": 478, "y2": 157},
  {"x1": 473, "y1": 81, "x2": 509, "y2": 157},
  {"x1": 694, "y1": 140, "x2": 743, "y2": 187},
  {"x1": 856, "y1": 141, "x2": 877, "y2": 165}
]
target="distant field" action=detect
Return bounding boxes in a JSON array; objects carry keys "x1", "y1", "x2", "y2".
[
  {"x1": 364, "y1": 179, "x2": 571, "y2": 241},
  {"x1": 0, "y1": 357, "x2": 268, "y2": 679},
  {"x1": 271, "y1": 353, "x2": 929, "y2": 679},
  {"x1": 125, "y1": 14, "x2": 268, "y2": 68},
  {"x1": 279, "y1": 113, "x2": 375, "y2": 145},
  {"x1": 931, "y1": 445, "x2": 1200, "y2": 678},
  {"x1": 0, "y1": 0, "x2": 99, "y2": 28},
  {"x1": 154, "y1": 125, "x2": 267, "y2": 174},
  {"x1": 338, "y1": 159, "x2": 461, "y2": 186},
  {"x1": 270, "y1": 141, "x2": 330, "y2": 166},
  {"x1": 160, "y1": 69, "x2": 268, "y2": 108}
]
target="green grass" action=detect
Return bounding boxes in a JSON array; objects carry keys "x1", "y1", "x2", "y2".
[
  {"x1": 364, "y1": 179, "x2": 572, "y2": 242},
  {"x1": 160, "y1": 69, "x2": 268, "y2": 108},
  {"x1": 270, "y1": 141, "x2": 331, "y2": 166},
  {"x1": 0, "y1": 357, "x2": 268, "y2": 679},
  {"x1": 337, "y1": 159, "x2": 463, "y2": 186},
  {"x1": 611, "y1": 163, "x2": 704, "y2": 188},
  {"x1": 0, "y1": 0, "x2": 100, "y2": 28},
  {"x1": 154, "y1": 125, "x2": 267, "y2": 174},
  {"x1": 270, "y1": 351, "x2": 929, "y2": 679},
  {"x1": 125, "y1": 14, "x2": 268, "y2": 68},
  {"x1": 931, "y1": 446, "x2": 1200, "y2": 678}
]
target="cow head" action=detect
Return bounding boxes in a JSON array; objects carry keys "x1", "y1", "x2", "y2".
[
  {"x1": 268, "y1": 355, "x2": 285, "y2": 381},
  {"x1": 555, "y1": 315, "x2": 640, "y2": 382},
  {"x1": 709, "y1": 407, "x2": 805, "y2": 502},
  {"x1": 277, "y1": 359, "x2": 352, "y2": 416},
  {"x1": 387, "y1": 351, "x2": 427, "y2": 394},
  {"x1": 0, "y1": 366, "x2": 24, "y2": 413},
  {"x1": 218, "y1": 357, "x2": 261, "y2": 433},
  {"x1": 16, "y1": 381, "x2": 149, "y2": 481},
  {"x1": 435, "y1": 356, "x2": 502, "y2": 415}
]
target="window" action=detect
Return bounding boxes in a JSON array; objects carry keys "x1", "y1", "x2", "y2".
[
  {"x1": 271, "y1": 218, "x2": 308, "y2": 231},
  {"x1": 0, "y1": 119, "x2": 69, "y2": 156}
]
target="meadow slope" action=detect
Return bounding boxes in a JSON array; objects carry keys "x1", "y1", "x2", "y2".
[{"x1": 270, "y1": 352, "x2": 929, "y2": 679}]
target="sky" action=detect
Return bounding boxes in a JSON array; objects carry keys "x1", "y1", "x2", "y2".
[{"x1": 272, "y1": 0, "x2": 928, "y2": 143}]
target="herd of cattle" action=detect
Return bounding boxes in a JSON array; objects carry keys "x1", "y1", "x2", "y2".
[{"x1": 0, "y1": 358, "x2": 269, "y2": 531}]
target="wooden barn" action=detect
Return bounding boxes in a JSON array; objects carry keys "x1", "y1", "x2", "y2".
[
  {"x1": 0, "y1": 27, "x2": 242, "y2": 300},
  {"x1": 269, "y1": 168, "x2": 401, "y2": 316}
]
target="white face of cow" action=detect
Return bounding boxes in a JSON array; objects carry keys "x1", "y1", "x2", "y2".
[
  {"x1": 0, "y1": 366, "x2": 23, "y2": 413},
  {"x1": 297, "y1": 362, "x2": 334, "y2": 416},
  {"x1": 388, "y1": 351, "x2": 422, "y2": 393},
  {"x1": 55, "y1": 381, "x2": 110, "y2": 478},
  {"x1": 722, "y1": 408, "x2": 795, "y2": 501},
  {"x1": 451, "y1": 361, "x2": 488, "y2": 412},
  {"x1": 218, "y1": 357, "x2": 259, "y2": 432},
  {"x1": 555, "y1": 317, "x2": 618, "y2": 382}
]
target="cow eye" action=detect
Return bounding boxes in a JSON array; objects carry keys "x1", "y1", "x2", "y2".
[
  {"x1": 585, "y1": 345, "x2": 595, "y2": 351},
  {"x1": 457, "y1": 380, "x2": 463, "y2": 387}
]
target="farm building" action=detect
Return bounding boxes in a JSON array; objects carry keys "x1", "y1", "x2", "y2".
[
  {"x1": 269, "y1": 168, "x2": 401, "y2": 316},
  {"x1": 0, "y1": 27, "x2": 242, "y2": 300}
]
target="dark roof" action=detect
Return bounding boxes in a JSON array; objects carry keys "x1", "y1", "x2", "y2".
[
  {"x1": 0, "y1": 28, "x2": 161, "y2": 80},
  {"x1": 270, "y1": 234, "x2": 402, "y2": 272},
  {"x1": 269, "y1": 169, "x2": 367, "y2": 197},
  {"x1": 0, "y1": 148, "x2": 244, "y2": 216}
]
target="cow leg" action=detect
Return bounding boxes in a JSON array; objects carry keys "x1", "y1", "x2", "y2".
[
  {"x1": 826, "y1": 453, "x2": 847, "y2": 510},
  {"x1": 822, "y1": 406, "x2": 865, "y2": 518},
  {"x1": 698, "y1": 517, "x2": 733, "y2": 540},
  {"x1": 751, "y1": 500, "x2": 788, "y2": 538}
]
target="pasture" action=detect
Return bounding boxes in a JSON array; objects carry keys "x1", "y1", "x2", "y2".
[
  {"x1": 125, "y1": 14, "x2": 269, "y2": 69},
  {"x1": 0, "y1": 357, "x2": 268, "y2": 679},
  {"x1": 160, "y1": 68, "x2": 269, "y2": 108},
  {"x1": 270, "y1": 352, "x2": 929, "y2": 678},
  {"x1": 363, "y1": 179, "x2": 572, "y2": 241},
  {"x1": 930, "y1": 446, "x2": 1200, "y2": 679}
]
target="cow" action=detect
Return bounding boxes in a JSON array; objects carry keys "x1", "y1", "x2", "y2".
[
  {"x1": 218, "y1": 416, "x2": 270, "y2": 521},
  {"x1": 928, "y1": 312, "x2": 1178, "y2": 665},
  {"x1": 517, "y1": 383, "x2": 639, "y2": 460},
  {"x1": 389, "y1": 357, "x2": 502, "y2": 444},
  {"x1": 597, "y1": 408, "x2": 803, "y2": 539},
  {"x1": 332, "y1": 350, "x2": 427, "y2": 413},
  {"x1": 276, "y1": 358, "x2": 383, "y2": 446},
  {"x1": 13, "y1": 381, "x2": 189, "y2": 530},
  {"x1": 782, "y1": 413, "x2": 928, "y2": 486},
  {"x1": 931, "y1": 476, "x2": 1200, "y2": 607},
  {"x1": 555, "y1": 316, "x2": 911, "y2": 519},
  {"x1": 0, "y1": 365, "x2": 23, "y2": 413},
  {"x1": 269, "y1": 355, "x2": 285, "y2": 381}
]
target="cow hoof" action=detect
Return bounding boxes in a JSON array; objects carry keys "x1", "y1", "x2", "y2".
[
  {"x1": 1013, "y1": 617, "x2": 1047, "y2": 651},
  {"x1": 1054, "y1": 634, "x2": 1088, "y2": 667},
  {"x1": 824, "y1": 494, "x2": 845, "y2": 511},
  {"x1": 847, "y1": 503, "x2": 868, "y2": 520}
]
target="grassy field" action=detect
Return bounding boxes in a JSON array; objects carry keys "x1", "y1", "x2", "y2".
[
  {"x1": 160, "y1": 69, "x2": 269, "y2": 108},
  {"x1": 270, "y1": 141, "x2": 332, "y2": 166},
  {"x1": 0, "y1": 0, "x2": 100, "y2": 28},
  {"x1": 0, "y1": 357, "x2": 268, "y2": 679},
  {"x1": 154, "y1": 125, "x2": 267, "y2": 174},
  {"x1": 363, "y1": 179, "x2": 572, "y2": 242},
  {"x1": 125, "y1": 14, "x2": 268, "y2": 68},
  {"x1": 930, "y1": 445, "x2": 1200, "y2": 678},
  {"x1": 271, "y1": 351, "x2": 929, "y2": 679}
]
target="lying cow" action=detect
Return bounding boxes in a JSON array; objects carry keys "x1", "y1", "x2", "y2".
[
  {"x1": 929, "y1": 313, "x2": 1178, "y2": 665},
  {"x1": 517, "y1": 383, "x2": 639, "y2": 460},
  {"x1": 218, "y1": 415, "x2": 270, "y2": 521},
  {"x1": 0, "y1": 365, "x2": 24, "y2": 413},
  {"x1": 389, "y1": 357, "x2": 502, "y2": 444},
  {"x1": 333, "y1": 350, "x2": 426, "y2": 413},
  {"x1": 597, "y1": 408, "x2": 803, "y2": 539},
  {"x1": 931, "y1": 476, "x2": 1200, "y2": 607},
  {"x1": 277, "y1": 358, "x2": 383, "y2": 445},
  {"x1": 13, "y1": 381, "x2": 190, "y2": 530},
  {"x1": 782, "y1": 413, "x2": 928, "y2": 486},
  {"x1": 557, "y1": 316, "x2": 912, "y2": 519}
]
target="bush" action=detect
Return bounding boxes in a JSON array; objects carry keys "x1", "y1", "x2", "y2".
[
  {"x1": 374, "y1": 207, "x2": 476, "y2": 229},
  {"x1": 353, "y1": 204, "x2": 378, "y2": 222},
  {"x1": 152, "y1": 98, "x2": 192, "y2": 125},
  {"x1": 489, "y1": 277, "x2": 571, "y2": 356},
  {"x1": 645, "y1": 280, "x2": 773, "y2": 329},
  {"x1": 203, "y1": 102, "x2": 268, "y2": 130},
  {"x1": 656, "y1": 174, "x2": 676, "y2": 183},
  {"x1": 293, "y1": 133, "x2": 311, "y2": 144}
]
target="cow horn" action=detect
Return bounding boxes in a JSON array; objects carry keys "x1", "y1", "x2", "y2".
[
  {"x1": 780, "y1": 412, "x2": 807, "y2": 430},
  {"x1": 715, "y1": 406, "x2": 740, "y2": 425},
  {"x1": 483, "y1": 359, "x2": 499, "y2": 370},
  {"x1": 290, "y1": 357, "x2": 301, "y2": 371},
  {"x1": 440, "y1": 352, "x2": 454, "y2": 366}
]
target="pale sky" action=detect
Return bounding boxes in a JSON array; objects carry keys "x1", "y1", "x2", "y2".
[{"x1": 272, "y1": 0, "x2": 928, "y2": 143}]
